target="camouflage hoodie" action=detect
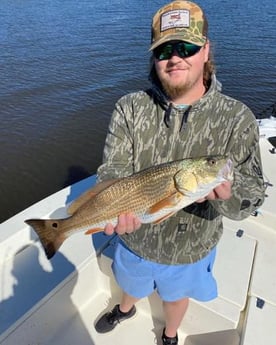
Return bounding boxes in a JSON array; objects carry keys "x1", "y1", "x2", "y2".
[{"x1": 97, "y1": 75, "x2": 265, "y2": 264}]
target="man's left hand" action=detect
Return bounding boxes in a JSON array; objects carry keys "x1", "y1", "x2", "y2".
[{"x1": 197, "y1": 181, "x2": 232, "y2": 203}]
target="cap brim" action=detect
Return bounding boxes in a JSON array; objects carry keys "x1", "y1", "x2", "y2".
[{"x1": 149, "y1": 33, "x2": 207, "y2": 51}]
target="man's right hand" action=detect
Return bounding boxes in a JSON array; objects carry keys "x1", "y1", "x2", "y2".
[{"x1": 104, "y1": 213, "x2": 141, "y2": 235}]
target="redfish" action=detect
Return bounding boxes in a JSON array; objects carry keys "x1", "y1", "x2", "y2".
[{"x1": 25, "y1": 156, "x2": 233, "y2": 259}]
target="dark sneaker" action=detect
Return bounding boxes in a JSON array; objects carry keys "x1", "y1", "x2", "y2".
[
  {"x1": 162, "y1": 328, "x2": 178, "y2": 345},
  {"x1": 95, "y1": 304, "x2": 136, "y2": 333}
]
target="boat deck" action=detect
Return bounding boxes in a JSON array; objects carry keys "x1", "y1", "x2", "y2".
[{"x1": 0, "y1": 135, "x2": 276, "y2": 345}]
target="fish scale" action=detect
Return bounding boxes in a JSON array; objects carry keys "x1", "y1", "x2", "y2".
[
  {"x1": 25, "y1": 156, "x2": 233, "y2": 259},
  {"x1": 83, "y1": 164, "x2": 180, "y2": 222},
  {"x1": 74, "y1": 178, "x2": 176, "y2": 225}
]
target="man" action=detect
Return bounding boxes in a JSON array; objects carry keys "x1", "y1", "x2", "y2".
[{"x1": 94, "y1": 1, "x2": 265, "y2": 344}]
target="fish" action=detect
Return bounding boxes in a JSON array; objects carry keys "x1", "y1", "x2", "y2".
[{"x1": 25, "y1": 156, "x2": 233, "y2": 259}]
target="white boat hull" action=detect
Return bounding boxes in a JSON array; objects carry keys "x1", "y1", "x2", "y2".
[{"x1": 1, "y1": 121, "x2": 276, "y2": 345}]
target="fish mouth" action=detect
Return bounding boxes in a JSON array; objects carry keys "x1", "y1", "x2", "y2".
[{"x1": 220, "y1": 159, "x2": 234, "y2": 181}]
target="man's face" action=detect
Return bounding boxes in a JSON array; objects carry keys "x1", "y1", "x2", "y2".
[{"x1": 154, "y1": 40, "x2": 209, "y2": 102}]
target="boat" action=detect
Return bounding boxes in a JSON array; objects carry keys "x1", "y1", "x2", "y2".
[{"x1": 1, "y1": 117, "x2": 276, "y2": 345}]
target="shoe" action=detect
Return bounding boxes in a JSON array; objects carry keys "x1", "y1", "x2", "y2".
[
  {"x1": 162, "y1": 328, "x2": 178, "y2": 345},
  {"x1": 95, "y1": 304, "x2": 136, "y2": 333}
]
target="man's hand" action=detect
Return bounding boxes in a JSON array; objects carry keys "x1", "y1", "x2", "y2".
[
  {"x1": 104, "y1": 213, "x2": 141, "y2": 235},
  {"x1": 197, "y1": 181, "x2": 232, "y2": 203}
]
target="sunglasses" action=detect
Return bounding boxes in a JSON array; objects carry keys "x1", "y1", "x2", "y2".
[{"x1": 153, "y1": 41, "x2": 201, "y2": 60}]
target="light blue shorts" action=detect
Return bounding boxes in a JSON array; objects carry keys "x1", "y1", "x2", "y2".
[{"x1": 112, "y1": 241, "x2": 218, "y2": 302}]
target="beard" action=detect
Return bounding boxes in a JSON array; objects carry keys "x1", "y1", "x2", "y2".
[
  {"x1": 161, "y1": 79, "x2": 191, "y2": 100},
  {"x1": 157, "y1": 66, "x2": 205, "y2": 101}
]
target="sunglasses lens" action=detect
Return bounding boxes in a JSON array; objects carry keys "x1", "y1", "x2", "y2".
[
  {"x1": 154, "y1": 42, "x2": 201, "y2": 60},
  {"x1": 177, "y1": 42, "x2": 201, "y2": 58},
  {"x1": 154, "y1": 44, "x2": 173, "y2": 60}
]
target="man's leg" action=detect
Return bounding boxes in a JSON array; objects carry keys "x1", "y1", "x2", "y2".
[
  {"x1": 119, "y1": 291, "x2": 140, "y2": 312},
  {"x1": 163, "y1": 298, "x2": 189, "y2": 337}
]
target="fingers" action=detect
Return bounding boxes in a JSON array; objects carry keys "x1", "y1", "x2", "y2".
[
  {"x1": 212, "y1": 181, "x2": 232, "y2": 200},
  {"x1": 104, "y1": 213, "x2": 141, "y2": 235},
  {"x1": 196, "y1": 181, "x2": 232, "y2": 203},
  {"x1": 115, "y1": 213, "x2": 141, "y2": 234},
  {"x1": 104, "y1": 223, "x2": 116, "y2": 236}
]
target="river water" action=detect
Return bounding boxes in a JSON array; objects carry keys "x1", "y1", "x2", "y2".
[{"x1": 1, "y1": 0, "x2": 275, "y2": 223}]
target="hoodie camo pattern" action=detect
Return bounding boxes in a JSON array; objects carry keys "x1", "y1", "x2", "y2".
[{"x1": 97, "y1": 76, "x2": 265, "y2": 264}]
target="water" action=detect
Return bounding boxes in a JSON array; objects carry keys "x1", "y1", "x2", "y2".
[{"x1": 1, "y1": 0, "x2": 275, "y2": 223}]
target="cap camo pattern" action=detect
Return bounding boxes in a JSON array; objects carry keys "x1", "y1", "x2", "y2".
[{"x1": 150, "y1": 0, "x2": 208, "y2": 50}]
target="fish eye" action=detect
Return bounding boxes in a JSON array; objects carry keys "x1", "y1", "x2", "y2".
[
  {"x1": 52, "y1": 222, "x2": 58, "y2": 228},
  {"x1": 208, "y1": 158, "x2": 217, "y2": 165}
]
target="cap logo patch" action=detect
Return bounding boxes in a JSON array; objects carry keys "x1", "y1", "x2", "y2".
[{"x1": 160, "y1": 10, "x2": 190, "y2": 32}]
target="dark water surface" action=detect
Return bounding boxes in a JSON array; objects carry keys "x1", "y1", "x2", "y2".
[{"x1": 1, "y1": 0, "x2": 275, "y2": 223}]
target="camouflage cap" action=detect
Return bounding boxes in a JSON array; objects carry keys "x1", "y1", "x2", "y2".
[{"x1": 150, "y1": 0, "x2": 208, "y2": 51}]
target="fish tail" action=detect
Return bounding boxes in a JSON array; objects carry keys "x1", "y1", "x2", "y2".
[{"x1": 25, "y1": 219, "x2": 66, "y2": 260}]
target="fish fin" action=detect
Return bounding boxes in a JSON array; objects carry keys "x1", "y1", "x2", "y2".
[
  {"x1": 67, "y1": 191, "x2": 97, "y2": 215},
  {"x1": 25, "y1": 219, "x2": 67, "y2": 260},
  {"x1": 67, "y1": 179, "x2": 119, "y2": 215},
  {"x1": 85, "y1": 227, "x2": 104, "y2": 235},
  {"x1": 148, "y1": 192, "x2": 183, "y2": 214},
  {"x1": 152, "y1": 212, "x2": 176, "y2": 224}
]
